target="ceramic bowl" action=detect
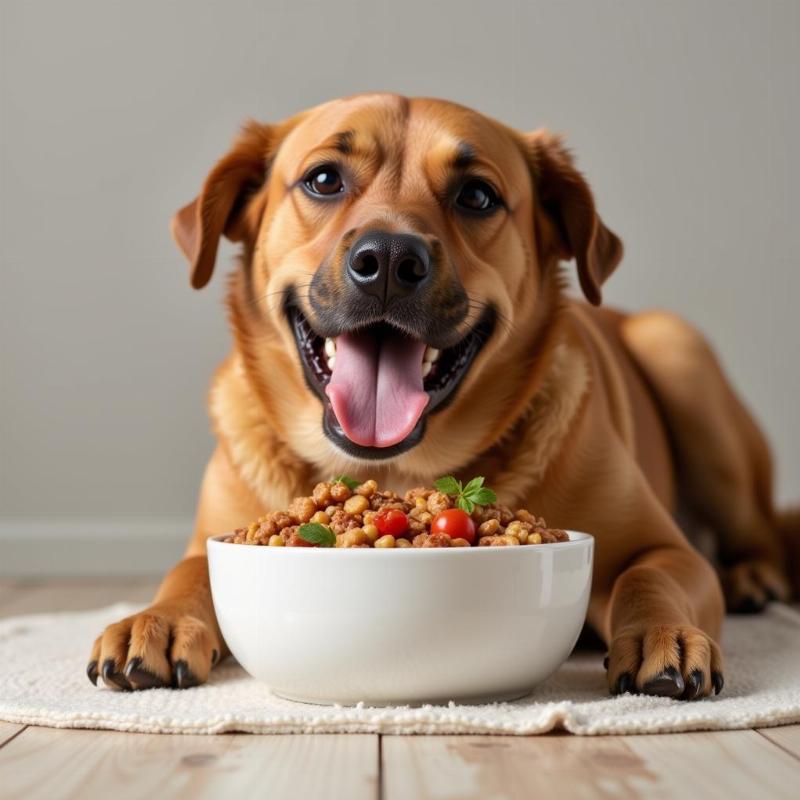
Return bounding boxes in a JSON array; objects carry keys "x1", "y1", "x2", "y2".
[{"x1": 207, "y1": 531, "x2": 593, "y2": 706}]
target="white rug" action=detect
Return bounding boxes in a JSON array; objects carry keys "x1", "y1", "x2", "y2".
[{"x1": 0, "y1": 603, "x2": 799, "y2": 736}]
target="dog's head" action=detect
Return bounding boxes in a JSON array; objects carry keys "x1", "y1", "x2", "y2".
[{"x1": 172, "y1": 94, "x2": 621, "y2": 474}]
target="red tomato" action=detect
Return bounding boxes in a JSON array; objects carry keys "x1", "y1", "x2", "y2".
[
  {"x1": 287, "y1": 532, "x2": 316, "y2": 547},
  {"x1": 375, "y1": 508, "x2": 408, "y2": 536},
  {"x1": 431, "y1": 509, "x2": 476, "y2": 544}
]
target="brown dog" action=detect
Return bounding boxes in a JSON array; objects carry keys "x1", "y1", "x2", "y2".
[{"x1": 87, "y1": 94, "x2": 798, "y2": 699}]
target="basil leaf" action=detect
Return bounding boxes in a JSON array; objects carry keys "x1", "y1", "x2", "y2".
[
  {"x1": 434, "y1": 476, "x2": 462, "y2": 495},
  {"x1": 330, "y1": 475, "x2": 361, "y2": 491},
  {"x1": 456, "y1": 496, "x2": 475, "y2": 514},
  {"x1": 462, "y1": 476, "x2": 485, "y2": 496},
  {"x1": 472, "y1": 487, "x2": 497, "y2": 505},
  {"x1": 297, "y1": 522, "x2": 336, "y2": 547}
]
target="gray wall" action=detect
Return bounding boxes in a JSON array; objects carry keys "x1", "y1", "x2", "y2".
[{"x1": 1, "y1": 0, "x2": 798, "y2": 574}]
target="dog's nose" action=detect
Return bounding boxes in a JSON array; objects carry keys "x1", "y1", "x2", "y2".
[{"x1": 346, "y1": 230, "x2": 431, "y2": 303}]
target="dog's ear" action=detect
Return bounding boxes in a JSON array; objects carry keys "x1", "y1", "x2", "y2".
[
  {"x1": 171, "y1": 120, "x2": 279, "y2": 289},
  {"x1": 524, "y1": 130, "x2": 623, "y2": 305}
]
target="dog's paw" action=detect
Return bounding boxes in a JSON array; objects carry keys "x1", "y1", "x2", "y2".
[
  {"x1": 605, "y1": 624, "x2": 723, "y2": 701},
  {"x1": 86, "y1": 605, "x2": 221, "y2": 691},
  {"x1": 722, "y1": 559, "x2": 790, "y2": 614}
]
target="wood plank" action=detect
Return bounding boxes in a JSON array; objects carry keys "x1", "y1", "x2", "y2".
[
  {"x1": 0, "y1": 727, "x2": 378, "y2": 800},
  {"x1": 0, "y1": 723, "x2": 25, "y2": 749},
  {"x1": 0, "y1": 579, "x2": 159, "y2": 618},
  {"x1": 624, "y1": 730, "x2": 799, "y2": 798},
  {"x1": 383, "y1": 729, "x2": 800, "y2": 800},
  {"x1": 758, "y1": 724, "x2": 800, "y2": 759}
]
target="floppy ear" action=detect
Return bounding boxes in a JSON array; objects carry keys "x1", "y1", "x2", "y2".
[
  {"x1": 171, "y1": 120, "x2": 278, "y2": 289},
  {"x1": 525, "y1": 130, "x2": 623, "y2": 305}
]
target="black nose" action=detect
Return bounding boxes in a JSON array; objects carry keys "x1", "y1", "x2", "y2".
[{"x1": 347, "y1": 230, "x2": 431, "y2": 303}]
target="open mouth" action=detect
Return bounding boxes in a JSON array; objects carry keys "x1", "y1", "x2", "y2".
[{"x1": 288, "y1": 301, "x2": 495, "y2": 459}]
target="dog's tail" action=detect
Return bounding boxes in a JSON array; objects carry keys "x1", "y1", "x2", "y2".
[{"x1": 777, "y1": 507, "x2": 800, "y2": 598}]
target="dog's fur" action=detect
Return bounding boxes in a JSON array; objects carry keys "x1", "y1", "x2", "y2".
[{"x1": 88, "y1": 94, "x2": 798, "y2": 698}]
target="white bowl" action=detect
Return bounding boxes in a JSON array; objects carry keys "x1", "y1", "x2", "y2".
[{"x1": 207, "y1": 532, "x2": 593, "y2": 706}]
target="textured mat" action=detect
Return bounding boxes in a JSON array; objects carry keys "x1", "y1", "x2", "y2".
[{"x1": 1, "y1": 603, "x2": 799, "y2": 735}]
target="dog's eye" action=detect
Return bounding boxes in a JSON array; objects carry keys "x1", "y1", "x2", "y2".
[
  {"x1": 304, "y1": 165, "x2": 344, "y2": 196},
  {"x1": 456, "y1": 179, "x2": 502, "y2": 213}
]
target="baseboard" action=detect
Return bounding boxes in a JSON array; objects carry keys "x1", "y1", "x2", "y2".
[{"x1": 0, "y1": 518, "x2": 193, "y2": 577}]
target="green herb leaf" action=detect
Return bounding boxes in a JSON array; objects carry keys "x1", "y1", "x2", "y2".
[
  {"x1": 434, "y1": 476, "x2": 462, "y2": 495},
  {"x1": 297, "y1": 522, "x2": 336, "y2": 547},
  {"x1": 462, "y1": 476, "x2": 485, "y2": 495},
  {"x1": 472, "y1": 487, "x2": 497, "y2": 505},
  {"x1": 329, "y1": 475, "x2": 361, "y2": 491},
  {"x1": 456, "y1": 496, "x2": 475, "y2": 514},
  {"x1": 436, "y1": 474, "x2": 496, "y2": 514}
]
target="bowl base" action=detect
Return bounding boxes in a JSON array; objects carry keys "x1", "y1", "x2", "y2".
[{"x1": 271, "y1": 687, "x2": 534, "y2": 708}]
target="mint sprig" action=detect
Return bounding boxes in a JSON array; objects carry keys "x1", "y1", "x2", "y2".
[
  {"x1": 329, "y1": 475, "x2": 361, "y2": 490},
  {"x1": 434, "y1": 475, "x2": 497, "y2": 514},
  {"x1": 297, "y1": 522, "x2": 336, "y2": 547}
]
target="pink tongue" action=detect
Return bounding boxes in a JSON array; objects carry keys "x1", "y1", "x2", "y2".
[{"x1": 325, "y1": 331, "x2": 429, "y2": 448}]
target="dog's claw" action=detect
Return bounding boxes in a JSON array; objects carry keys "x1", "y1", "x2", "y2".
[
  {"x1": 173, "y1": 660, "x2": 199, "y2": 689},
  {"x1": 643, "y1": 665, "x2": 685, "y2": 698},
  {"x1": 712, "y1": 671, "x2": 725, "y2": 695},
  {"x1": 102, "y1": 658, "x2": 131, "y2": 691},
  {"x1": 684, "y1": 669, "x2": 704, "y2": 700},
  {"x1": 211, "y1": 649, "x2": 219, "y2": 666},
  {"x1": 124, "y1": 657, "x2": 167, "y2": 690},
  {"x1": 86, "y1": 660, "x2": 98, "y2": 686},
  {"x1": 614, "y1": 672, "x2": 634, "y2": 695},
  {"x1": 602, "y1": 653, "x2": 609, "y2": 670}
]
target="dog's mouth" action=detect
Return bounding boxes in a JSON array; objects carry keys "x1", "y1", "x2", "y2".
[{"x1": 287, "y1": 302, "x2": 495, "y2": 459}]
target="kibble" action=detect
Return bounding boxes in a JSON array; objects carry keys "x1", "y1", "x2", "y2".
[
  {"x1": 344, "y1": 494, "x2": 369, "y2": 515},
  {"x1": 330, "y1": 482, "x2": 352, "y2": 502},
  {"x1": 356, "y1": 479, "x2": 378, "y2": 497},
  {"x1": 363, "y1": 524, "x2": 380, "y2": 543}
]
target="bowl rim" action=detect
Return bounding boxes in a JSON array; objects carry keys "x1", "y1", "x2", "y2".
[{"x1": 207, "y1": 529, "x2": 593, "y2": 555}]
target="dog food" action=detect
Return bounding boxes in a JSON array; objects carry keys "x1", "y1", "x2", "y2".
[{"x1": 223, "y1": 476, "x2": 569, "y2": 548}]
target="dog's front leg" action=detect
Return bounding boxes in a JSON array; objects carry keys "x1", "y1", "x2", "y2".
[
  {"x1": 532, "y1": 420, "x2": 727, "y2": 702},
  {"x1": 86, "y1": 447, "x2": 273, "y2": 690},
  {"x1": 86, "y1": 555, "x2": 223, "y2": 690},
  {"x1": 593, "y1": 545, "x2": 725, "y2": 700}
]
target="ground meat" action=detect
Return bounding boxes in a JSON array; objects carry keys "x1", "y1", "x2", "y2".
[
  {"x1": 404, "y1": 487, "x2": 432, "y2": 503},
  {"x1": 412, "y1": 532, "x2": 453, "y2": 547},
  {"x1": 425, "y1": 491, "x2": 451, "y2": 514},
  {"x1": 288, "y1": 496, "x2": 317, "y2": 524},
  {"x1": 312, "y1": 482, "x2": 333, "y2": 508},
  {"x1": 370, "y1": 491, "x2": 404, "y2": 511},
  {"x1": 329, "y1": 508, "x2": 362, "y2": 535},
  {"x1": 478, "y1": 534, "x2": 521, "y2": 546},
  {"x1": 407, "y1": 518, "x2": 428, "y2": 535},
  {"x1": 329, "y1": 482, "x2": 352, "y2": 502},
  {"x1": 423, "y1": 532, "x2": 452, "y2": 548}
]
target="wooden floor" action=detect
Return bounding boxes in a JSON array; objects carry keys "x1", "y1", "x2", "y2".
[{"x1": 0, "y1": 580, "x2": 798, "y2": 800}]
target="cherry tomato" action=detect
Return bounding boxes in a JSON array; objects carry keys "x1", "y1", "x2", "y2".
[
  {"x1": 431, "y1": 509, "x2": 476, "y2": 544},
  {"x1": 287, "y1": 531, "x2": 316, "y2": 547},
  {"x1": 375, "y1": 508, "x2": 408, "y2": 536}
]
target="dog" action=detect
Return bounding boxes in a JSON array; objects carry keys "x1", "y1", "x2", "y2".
[{"x1": 87, "y1": 93, "x2": 798, "y2": 699}]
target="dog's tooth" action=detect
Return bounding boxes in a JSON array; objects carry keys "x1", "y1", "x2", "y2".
[
  {"x1": 421, "y1": 361, "x2": 432, "y2": 378},
  {"x1": 424, "y1": 347, "x2": 440, "y2": 363},
  {"x1": 327, "y1": 355, "x2": 336, "y2": 370},
  {"x1": 324, "y1": 338, "x2": 336, "y2": 358}
]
